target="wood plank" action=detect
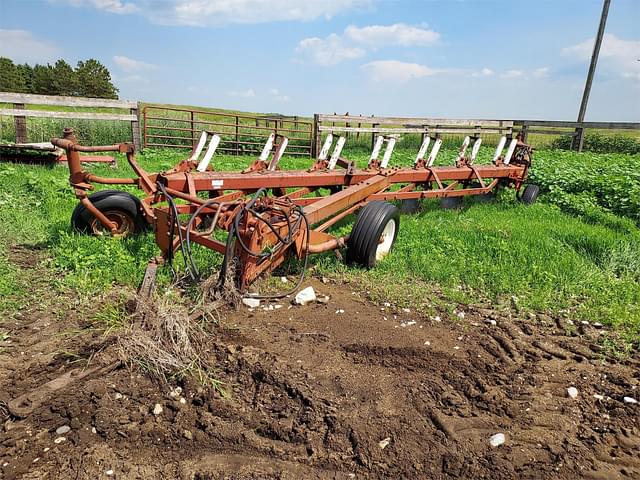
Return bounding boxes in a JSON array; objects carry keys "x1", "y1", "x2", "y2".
[
  {"x1": 318, "y1": 114, "x2": 513, "y2": 127},
  {"x1": 514, "y1": 119, "x2": 640, "y2": 129},
  {"x1": 0, "y1": 92, "x2": 136, "y2": 109},
  {"x1": 0, "y1": 109, "x2": 136, "y2": 121},
  {"x1": 318, "y1": 126, "x2": 512, "y2": 135}
]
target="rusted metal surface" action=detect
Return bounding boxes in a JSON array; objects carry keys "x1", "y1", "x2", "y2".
[{"x1": 53, "y1": 128, "x2": 533, "y2": 291}]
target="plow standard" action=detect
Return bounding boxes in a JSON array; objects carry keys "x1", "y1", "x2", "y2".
[{"x1": 52, "y1": 128, "x2": 536, "y2": 294}]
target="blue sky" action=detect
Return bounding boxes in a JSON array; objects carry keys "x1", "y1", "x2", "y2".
[{"x1": 1, "y1": 0, "x2": 638, "y2": 120}]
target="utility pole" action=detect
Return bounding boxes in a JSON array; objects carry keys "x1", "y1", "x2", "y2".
[{"x1": 573, "y1": 0, "x2": 611, "y2": 152}]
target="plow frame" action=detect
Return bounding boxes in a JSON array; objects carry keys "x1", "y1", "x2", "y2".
[{"x1": 52, "y1": 128, "x2": 533, "y2": 291}]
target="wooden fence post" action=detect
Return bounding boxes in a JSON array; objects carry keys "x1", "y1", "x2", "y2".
[
  {"x1": 190, "y1": 110, "x2": 195, "y2": 148},
  {"x1": 13, "y1": 103, "x2": 27, "y2": 143},
  {"x1": 311, "y1": 114, "x2": 320, "y2": 158},
  {"x1": 131, "y1": 103, "x2": 141, "y2": 152},
  {"x1": 235, "y1": 115, "x2": 239, "y2": 155}
]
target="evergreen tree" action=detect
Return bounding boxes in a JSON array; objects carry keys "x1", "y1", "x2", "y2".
[
  {"x1": 52, "y1": 59, "x2": 76, "y2": 96},
  {"x1": 0, "y1": 57, "x2": 27, "y2": 92},
  {"x1": 16, "y1": 63, "x2": 34, "y2": 93},
  {"x1": 32, "y1": 64, "x2": 56, "y2": 95},
  {"x1": 75, "y1": 59, "x2": 119, "y2": 99}
]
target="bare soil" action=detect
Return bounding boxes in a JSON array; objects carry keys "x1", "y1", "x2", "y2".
[{"x1": 1, "y1": 252, "x2": 639, "y2": 479}]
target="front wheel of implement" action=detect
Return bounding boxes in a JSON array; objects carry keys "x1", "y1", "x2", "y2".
[
  {"x1": 346, "y1": 201, "x2": 400, "y2": 268},
  {"x1": 71, "y1": 190, "x2": 148, "y2": 237},
  {"x1": 519, "y1": 184, "x2": 540, "y2": 205}
]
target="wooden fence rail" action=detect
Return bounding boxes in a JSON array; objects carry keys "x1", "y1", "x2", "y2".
[
  {"x1": 0, "y1": 92, "x2": 140, "y2": 151},
  {"x1": 314, "y1": 113, "x2": 640, "y2": 154}
]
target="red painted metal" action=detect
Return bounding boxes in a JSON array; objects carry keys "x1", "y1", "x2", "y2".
[{"x1": 51, "y1": 128, "x2": 533, "y2": 291}]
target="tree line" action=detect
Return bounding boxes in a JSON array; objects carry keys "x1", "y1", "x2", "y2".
[{"x1": 0, "y1": 57, "x2": 119, "y2": 99}]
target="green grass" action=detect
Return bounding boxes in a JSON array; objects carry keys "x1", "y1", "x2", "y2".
[{"x1": 0, "y1": 145, "x2": 638, "y2": 347}]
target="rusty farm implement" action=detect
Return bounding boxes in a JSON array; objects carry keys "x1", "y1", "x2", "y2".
[{"x1": 51, "y1": 128, "x2": 536, "y2": 296}]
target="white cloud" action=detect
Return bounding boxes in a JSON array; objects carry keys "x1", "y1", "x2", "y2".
[
  {"x1": 269, "y1": 88, "x2": 291, "y2": 102},
  {"x1": 51, "y1": 0, "x2": 139, "y2": 14},
  {"x1": 296, "y1": 23, "x2": 440, "y2": 66},
  {"x1": 500, "y1": 69, "x2": 525, "y2": 79},
  {"x1": 472, "y1": 67, "x2": 494, "y2": 77},
  {"x1": 362, "y1": 60, "x2": 439, "y2": 83},
  {"x1": 562, "y1": 33, "x2": 640, "y2": 81},
  {"x1": 344, "y1": 23, "x2": 439, "y2": 47},
  {"x1": 227, "y1": 88, "x2": 256, "y2": 98},
  {"x1": 55, "y1": 0, "x2": 371, "y2": 25},
  {"x1": 295, "y1": 34, "x2": 365, "y2": 66},
  {"x1": 113, "y1": 55, "x2": 157, "y2": 72},
  {"x1": 0, "y1": 29, "x2": 58, "y2": 64},
  {"x1": 533, "y1": 66, "x2": 549, "y2": 78}
]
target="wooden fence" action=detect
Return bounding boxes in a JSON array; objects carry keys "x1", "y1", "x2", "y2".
[
  {"x1": 0, "y1": 92, "x2": 141, "y2": 151},
  {"x1": 313, "y1": 114, "x2": 640, "y2": 154},
  {"x1": 142, "y1": 105, "x2": 313, "y2": 156}
]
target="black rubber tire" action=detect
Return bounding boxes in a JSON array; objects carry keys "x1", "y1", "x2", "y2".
[
  {"x1": 71, "y1": 190, "x2": 148, "y2": 236},
  {"x1": 520, "y1": 184, "x2": 540, "y2": 205},
  {"x1": 346, "y1": 201, "x2": 400, "y2": 268}
]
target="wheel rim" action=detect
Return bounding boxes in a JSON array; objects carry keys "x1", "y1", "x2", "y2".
[
  {"x1": 89, "y1": 210, "x2": 135, "y2": 237},
  {"x1": 375, "y1": 218, "x2": 396, "y2": 261}
]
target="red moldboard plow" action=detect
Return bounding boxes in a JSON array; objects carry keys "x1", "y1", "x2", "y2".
[{"x1": 51, "y1": 128, "x2": 534, "y2": 294}]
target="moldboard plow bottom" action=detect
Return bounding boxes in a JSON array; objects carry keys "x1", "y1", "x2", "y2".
[{"x1": 51, "y1": 128, "x2": 536, "y2": 297}]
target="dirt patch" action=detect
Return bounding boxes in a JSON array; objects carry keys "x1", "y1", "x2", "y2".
[{"x1": 1, "y1": 259, "x2": 639, "y2": 479}]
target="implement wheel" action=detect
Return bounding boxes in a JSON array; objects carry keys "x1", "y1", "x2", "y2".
[
  {"x1": 71, "y1": 190, "x2": 148, "y2": 237},
  {"x1": 520, "y1": 184, "x2": 540, "y2": 205},
  {"x1": 347, "y1": 201, "x2": 400, "y2": 268}
]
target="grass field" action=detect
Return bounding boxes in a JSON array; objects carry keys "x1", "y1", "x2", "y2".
[{"x1": 0, "y1": 145, "x2": 639, "y2": 350}]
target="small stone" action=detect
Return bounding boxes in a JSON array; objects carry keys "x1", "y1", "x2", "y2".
[
  {"x1": 456, "y1": 311, "x2": 465, "y2": 319},
  {"x1": 54, "y1": 437, "x2": 66, "y2": 444},
  {"x1": 2, "y1": 462, "x2": 8, "y2": 467},
  {"x1": 383, "y1": 302, "x2": 391, "y2": 307},
  {"x1": 335, "y1": 309, "x2": 345, "y2": 314},
  {"x1": 424, "y1": 341, "x2": 431, "y2": 346},
  {"x1": 91, "y1": 427, "x2": 97, "y2": 434},
  {"x1": 153, "y1": 404, "x2": 163, "y2": 416},
  {"x1": 489, "y1": 319, "x2": 497, "y2": 326},
  {"x1": 378, "y1": 437, "x2": 391, "y2": 449},
  {"x1": 402, "y1": 308, "x2": 410, "y2": 313},
  {"x1": 183, "y1": 430, "x2": 193, "y2": 440},
  {"x1": 567, "y1": 387, "x2": 579, "y2": 399},
  {"x1": 114, "y1": 392, "x2": 123, "y2": 400},
  {"x1": 321, "y1": 277, "x2": 329, "y2": 284},
  {"x1": 33, "y1": 457, "x2": 40, "y2": 463},
  {"x1": 594, "y1": 394, "x2": 604, "y2": 400},
  {"x1": 242, "y1": 297, "x2": 261, "y2": 308},
  {"x1": 623, "y1": 397, "x2": 638, "y2": 404},
  {"x1": 280, "y1": 276, "x2": 288, "y2": 283},
  {"x1": 453, "y1": 346, "x2": 460, "y2": 350},
  {"x1": 55, "y1": 425, "x2": 71, "y2": 435},
  {"x1": 593, "y1": 322, "x2": 603, "y2": 328},
  {"x1": 43, "y1": 447, "x2": 50, "y2": 452},
  {"x1": 489, "y1": 433, "x2": 505, "y2": 447},
  {"x1": 179, "y1": 397, "x2": 187, "y2": 405},
  {"x1": 433, "y1": 315, "x2": 441, "y2": 322},
  {"x1": 295, "y1": 286, "x2": 316, "y2": 305},
  {"x1": 106, "y1": 470, "x2": 114, "y2": 476},
  {"x1": 316, "y1": 295, "x2": 330, "y2": 304}
]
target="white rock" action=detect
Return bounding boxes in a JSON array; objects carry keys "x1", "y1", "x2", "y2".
[
  {"x1": 242, "y1": 297, "x2": 261, "y2": 308},
  {"x1": 179, "y1": 397, "x2": 187, "y2": 405},
  {"x1": 489, "y1": 433, "x2": 505, "y2": 447},
  {"x1": 456, "y1": 311, "x2": 465, "y2": 319},
  {"x1": 114, "y1": 392, "x2": 123, "y2": 400},
  {"x1": 383, "y1": 302, "x2": 391, "y2": 307},
  {"x1": 295, "y1": 286, "x2": 316, "y2": 305},
  {"x1": 489, "y1": 320, "x2": 497, "y2": 326},
  {"x1": 280, "y1": 276, "x2": 288, "y2": 283},
  {"x1": 378, "y1": 437, "x2": 391, "y2": 449},
  {"x1": 402, "y1": 308, "x2": 410, "y2": 313},
  {"x1": 91, "y1": 427, "x2": 97, "y2": 434},
  {"x1": 593, "y1": 394, "x2": 604, "y2": 400},
  {"x1": 567, "y1": 387, "x2": 579, "y2": 399},
  {"x1": 106, "y1": 470, "x2": 114, "y2": 476},
  {"x1": 316, "y1": 295, "x2": 330, "y2": 304},
  {"x1": 623, "y1": 397, "x2": 638, "y2": 404},
  {"x1": 335, "y1": 309, "x2": 345, "y2": 314},
  {"x1": 453, "y1": 346, "x2": 460, "y2": 350},
  {"x1": 55, "y1": 425, "x2": 71, "y2": 435},
  {"x1": 433, "y1": 315, "x2": 441, "y2": 322},
  {"x1": 153, "y1": 403, "x2": 163, "y2": 416},
  {"x1": 53, "y1": 437, "x2": 66, "y2": 444},
  {"x1": 424, "y1": 341, "x2": 431, "y2": 346}
]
